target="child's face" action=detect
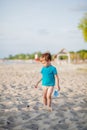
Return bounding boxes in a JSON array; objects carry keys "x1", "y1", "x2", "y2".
[{"x1": 40, "y1": 57, "x2": 50, "y2": 66}]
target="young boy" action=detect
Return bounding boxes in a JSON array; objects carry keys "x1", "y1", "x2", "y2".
[{"x1": 35, "y1": 52, "x2": 60, "y2": 111}]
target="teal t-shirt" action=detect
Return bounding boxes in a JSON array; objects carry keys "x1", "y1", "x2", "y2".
[{"x1": 41, "y1": 65, "x2": 57, "y2": 86}]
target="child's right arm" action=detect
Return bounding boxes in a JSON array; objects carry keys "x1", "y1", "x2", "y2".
[{"x1": 35, "y1": 79, "x2": 42, "y2": 88}]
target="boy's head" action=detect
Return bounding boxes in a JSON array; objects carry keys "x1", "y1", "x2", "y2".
[
  {"x1": 40, "y1": 52, "x2": 52, "y2": 66},
  {"x1": 41, "y1": 52, "x2": 52, "y2": 61}
]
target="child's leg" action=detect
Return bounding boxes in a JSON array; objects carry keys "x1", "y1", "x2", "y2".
[
  {"x1": 42, "y1": 87, "x2": 48, "y2": 106},
  {"x1": 47, "y1": 87, "x2": 54, "y2": 108}
]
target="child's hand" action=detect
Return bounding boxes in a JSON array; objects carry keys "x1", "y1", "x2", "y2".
[
  {"x1": 34, "y1": 79, "x2": 41, "y2": 89},
  {"x1": 34, "y1": 83, "x2": 38, "y2": 88},
  {"x1": 35, "y1": 85, "x2": 38, "y2": 88},
  {"x1": 56, "y1": 86, "x2": 60, "y2": 91}
]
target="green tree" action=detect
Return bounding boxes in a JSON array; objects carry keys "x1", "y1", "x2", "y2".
[
  {"x1": 9, "y1": 55, "x2": 14, "y2": 59},
  {"x1": 77, "y1": 50, "x2": 87, "y2": 61},
  {"x1": 78, "y1": 13, "x2": 87, "y2": 42}
]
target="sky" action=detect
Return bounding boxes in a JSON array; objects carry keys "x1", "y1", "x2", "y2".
[{"x1": 0, "y1": 0, "x2": 87, "y2": 58}]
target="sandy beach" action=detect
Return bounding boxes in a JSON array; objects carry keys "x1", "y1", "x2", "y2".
[{"x1": 0, "y1": 61, "x2": 87, "y2": 130}]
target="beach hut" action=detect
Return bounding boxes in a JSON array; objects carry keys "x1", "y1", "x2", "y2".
[{"x1": 56, "y1": 48, "x2": 70, "y2": 64}]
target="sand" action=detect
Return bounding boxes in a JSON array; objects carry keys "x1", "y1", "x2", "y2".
[{"x1": 0, "y1": 61, "x2": 87, "y2": 130}]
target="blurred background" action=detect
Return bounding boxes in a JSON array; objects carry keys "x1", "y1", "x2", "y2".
[{"x1": 0, "y1": 0, "x2": 87, "y2": 61}]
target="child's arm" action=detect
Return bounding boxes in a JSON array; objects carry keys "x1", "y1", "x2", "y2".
[
  {"x1": 35, "y1": 78, "x2": 42, "y2": 88},
  {"x1": 55, "y1": 74, "x2": 60, "y2": 91}
]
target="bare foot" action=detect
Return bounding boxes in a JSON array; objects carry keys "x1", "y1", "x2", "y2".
[
  {"x1": 39, "y1": 105, "x2": 47, "y2": 110},
  {"x1": 47, "y1": 107, "x2": 52, "y2": 112}
]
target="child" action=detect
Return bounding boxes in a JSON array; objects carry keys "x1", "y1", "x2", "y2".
[{"x1": 35, "y1": 52, "x2": 60, "y2": 111}]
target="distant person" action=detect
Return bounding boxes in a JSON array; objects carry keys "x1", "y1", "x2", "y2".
[{"x1": 35, "y1": 52, "x2": 60, "y2": 111}]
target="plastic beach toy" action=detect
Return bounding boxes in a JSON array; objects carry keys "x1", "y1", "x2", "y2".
[{"x1": 53, "y1": 90, "x2": 59, "y2": 97}]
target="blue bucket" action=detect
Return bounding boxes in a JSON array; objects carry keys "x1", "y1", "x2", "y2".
[{"x1": 53, "y1": 90, "x2": 59, "y2": 97}]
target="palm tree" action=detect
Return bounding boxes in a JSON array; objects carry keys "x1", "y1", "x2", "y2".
[{"x1": 78, "y1": 13, "x2": 87, "y2": 42}]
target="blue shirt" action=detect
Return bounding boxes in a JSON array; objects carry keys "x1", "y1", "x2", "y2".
[{"x1": 41, "y1": 65, "x2": 57, "y2": 86}]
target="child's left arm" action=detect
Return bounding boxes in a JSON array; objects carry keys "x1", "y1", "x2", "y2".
[{"x1": 55, "y1": 74, "x2": 60, "y2": 91}]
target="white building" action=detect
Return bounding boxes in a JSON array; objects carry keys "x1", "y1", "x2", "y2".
[{"x1": 56, "y1": 48, "x2": 70, "y2": 64}]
